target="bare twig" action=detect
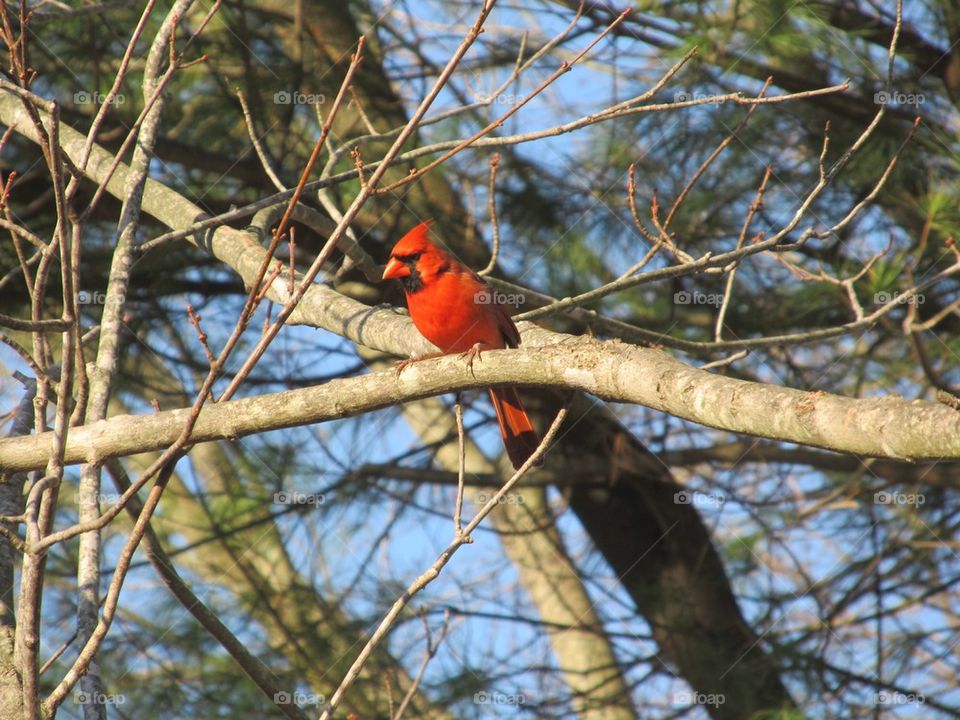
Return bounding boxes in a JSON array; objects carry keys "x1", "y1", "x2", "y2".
[
  {"x1": 318, "y1": 407, "x2": 567, "y2": 720},
  {"x1": 187, "y1": 305, "x2": 216, "y2": 367},
  {"x1": 453, "y1": 396, "x2": 466, "y2": 534},
  {"x1": 392, "y1": 611, "x2": 452, "y2": 720},
  {"x1": 237, "y1": 88, "x2": 286, "y2": 192},
  {"x1": 619, "y1": 162, "x2": 664, "y2": 276},
  {"x1": 479, "y1": 153, "x2": 501, "y2": 276},
  {"x1": 701, "y1": 350, "x2": 749, "y2": 371},
  {"x1": 663, "y1": 77, "x2": 772, "y2": 232},
  {"x1": 714, "y1": 166, "x2": 772, "y2": 341}
]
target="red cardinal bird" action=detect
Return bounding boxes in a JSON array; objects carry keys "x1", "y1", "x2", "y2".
[{"x1": 382, "y1": 222, "x2": 541, "y2": 469}]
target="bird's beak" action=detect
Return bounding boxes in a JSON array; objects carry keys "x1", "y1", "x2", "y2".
[{"x1": 382, "y1": 256, "x2": 410, "y2": 280}]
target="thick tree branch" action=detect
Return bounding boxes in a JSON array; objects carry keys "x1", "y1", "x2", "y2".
[{"x1": 3, "y1": 331, "x2": 960, "y2": 474}]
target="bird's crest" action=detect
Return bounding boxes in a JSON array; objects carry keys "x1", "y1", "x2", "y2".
[{"x1": 391, "y1": 220, "x2": 436, "y2": 256}]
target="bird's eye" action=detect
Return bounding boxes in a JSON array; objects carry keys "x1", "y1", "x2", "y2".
[{"x1": 396, "y1": 251, "x2": 422, "y2": 263}]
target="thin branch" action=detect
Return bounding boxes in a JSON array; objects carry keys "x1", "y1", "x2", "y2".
[
  {"x1": 714, "y1": 165, "x2": 772, "y2": 341},
  {"x1": 453, "y1": 397, "x2": 466, "y2": 535},
  {"x1": 479, "y1": 153, "x2": 501, "y2": 276},
  {"x1": 236, "y1": 88, "x2": 286, "y2": 192},
  {"x1": 318, "y1": 407, "x2": 567, "y2": 720},
  {"x1": 392, "y1": 611, "x2": 452, "y2": 720},
  {"x1": 663, "y1": 77, "x2": 772, "y2": 232}
]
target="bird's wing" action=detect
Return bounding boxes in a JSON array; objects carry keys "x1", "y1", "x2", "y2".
[
  {"x1": 493, "y1": 297, "x2": 521, "y2": 349},
  {"x1": 467, "y1": 269, "x2": 521, "y2": 348}
]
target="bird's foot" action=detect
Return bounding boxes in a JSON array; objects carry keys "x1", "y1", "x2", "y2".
[
  {"x1": 395, "y1": 351, "x2": 444, "y2": 376},
  {"x1": 395, "y1": 358, "x2": 419, "y2": 376},
  {"x1": 458, "y1": 343, "x2": 485, "y2": 377}
]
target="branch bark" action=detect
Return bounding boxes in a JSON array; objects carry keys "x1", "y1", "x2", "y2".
[
  {"x1": 4, "y1": 332, "x2": 960, "y2": 475},
  {"x1": 73, "y1": 6, "x2": 180, "y2": 716},
  {"x1": 0, "y1": 374, "x2": 33, "y2": 720}
]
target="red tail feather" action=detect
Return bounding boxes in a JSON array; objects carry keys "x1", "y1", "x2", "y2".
[{"x1": 488, "y1": 388, "x2": 542, "y2": 470}]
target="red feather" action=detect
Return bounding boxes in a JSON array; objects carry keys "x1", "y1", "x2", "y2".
[{"x1": 383, "y1": 222, "x2": 542, "y2": 469}]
